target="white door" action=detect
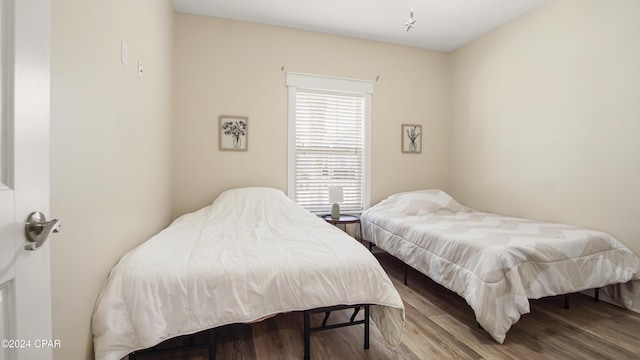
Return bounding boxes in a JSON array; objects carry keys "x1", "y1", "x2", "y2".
[{"x1": 0, "y1": 0, "x2": 52, "y2": 359}]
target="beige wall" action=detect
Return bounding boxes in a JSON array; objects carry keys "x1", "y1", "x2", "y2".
[
  {"x1": 171, "y1": 14, "x2": 451, "y2": 218},
  {"x1": 50, "y1": 0, "x2": 174, "y2": 359},
  {"x1": 450, "y1": 0, "x2": 640, "y2": 255}
]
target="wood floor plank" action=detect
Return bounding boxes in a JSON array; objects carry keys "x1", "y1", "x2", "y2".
[{"x1": 141, "y1": 252, "x2": 640, "y2": 359}]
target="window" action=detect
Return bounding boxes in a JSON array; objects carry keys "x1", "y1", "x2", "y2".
[{"x1": 286, "y1": 72, "x2": 372, "y2": 213}]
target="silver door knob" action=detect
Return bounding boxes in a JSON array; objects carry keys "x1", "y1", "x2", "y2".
[{"x1": 24, "y1": 212, "x2": 61, "y2": 251}]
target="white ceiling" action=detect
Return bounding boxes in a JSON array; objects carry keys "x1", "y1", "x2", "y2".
[{"x1": 172, "y1": 0, "x2": 546, "y2": 52}]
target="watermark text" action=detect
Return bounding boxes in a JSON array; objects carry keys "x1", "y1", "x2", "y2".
[{"x1": 1, "y1": 339, "x2": 62, "y2": 349}]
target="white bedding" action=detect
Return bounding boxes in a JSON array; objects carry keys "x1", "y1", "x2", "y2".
[
  {"x1": 92, "y1": 187, "x2": 404, "y2": 360},
  {"x1": 361, "y1": 189, "x2": 640, "y2": 344}
]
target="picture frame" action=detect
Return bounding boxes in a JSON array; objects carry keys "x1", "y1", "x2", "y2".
[
  {"x1": 219, "y1": 115, "x2": 248, "y2": 151},
  {"x1": 402, "y1": 124, "x2": 422, "y2": 154}
]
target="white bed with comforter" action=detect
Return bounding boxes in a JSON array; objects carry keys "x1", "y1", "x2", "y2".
[
  {"x1": 360, "y1": 189, "x2": 640, "y2": 344},
  {"x1": 92, "y1": 187, "x2": 404, "y2": 360}
]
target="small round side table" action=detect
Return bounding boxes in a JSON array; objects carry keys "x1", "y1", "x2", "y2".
[{"x1": 320, "y1": 214, "x2": 362, "y2": 240}]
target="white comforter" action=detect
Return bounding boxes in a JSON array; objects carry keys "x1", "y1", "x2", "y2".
[
  {"x1": 92, "y1": 187, "x2": 404, "y2": 360},
  {"x1": 361, "y1": 190, "x2": 640, "y2": 344}
]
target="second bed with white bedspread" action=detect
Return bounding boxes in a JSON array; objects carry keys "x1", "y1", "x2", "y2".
[{"x1": 360, "y1": 189, "x2": 640, "y2": 344}]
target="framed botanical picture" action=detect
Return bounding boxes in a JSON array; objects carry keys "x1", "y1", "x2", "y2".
[
  {"x1": 219, "y1": 115, "x2": 248, "y2": 151},
  {"x1": 402, "y1": 124, "x2": 422, "y2": 153}
]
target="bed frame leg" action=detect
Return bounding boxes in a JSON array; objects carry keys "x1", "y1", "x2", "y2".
[
  {"x1": 595, "y1": 288, "x2": 600, "y2": 302},
  {"x1": 129, "y1": 352, "x2": 137, "y2": 360},
  {"x1": 564, "y1": 294, "x2": 570, "y2": 309},
  {"x1": 209, "y1": 328, "x2": 217, "y2": 360},
  {"x1": 303, "y1": 304, "x2": 370, "y2": 359},
  {"x1": 404, "y1": 264, "x2": 409, "y2": 286},
  {"x1": 304, "y1": 310, "x2": 311, "y2": 360},
  {"x1": 364, "y1": 305, "x2": 370, "y2": 349}
]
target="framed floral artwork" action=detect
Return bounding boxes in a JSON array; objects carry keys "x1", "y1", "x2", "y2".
[
  {"x1": 402, "y1": 124, "x2": 422, "y2": 153},
  {"x1": 219, "y1": 115, "x2": 248, "y2": 151}
]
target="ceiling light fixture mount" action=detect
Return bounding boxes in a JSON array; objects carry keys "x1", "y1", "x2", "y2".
[{"x1": 404, "y1": 8, "x2": 416, "y2": 32}]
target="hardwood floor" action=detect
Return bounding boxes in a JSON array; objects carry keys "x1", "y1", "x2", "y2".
[{"x1": 137, "y1": 252, "x2": 640, "y2": 359}]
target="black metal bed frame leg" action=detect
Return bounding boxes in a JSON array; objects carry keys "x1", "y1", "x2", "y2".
[
  {"x1": 364, "y1": 305, "x2": 370, "y2": 349},
  {"x1": 404, "y1": 264, "x2": 409, "y2": 285},
  {"x1": 303, "y1": 304, "x2": 370, "y2": 359},
  {"x1": 129, "y1": 352, "x2": 137, "y2": 360},
  {"x1": 209, "y1": 327, "x2": 217, "y2": 360},
  {"x1": 564, "y1": 288, "x2": 600, "y2": 309},
  {"x1": 304, "y1": 310, "x2": 311, "y2": 360}
]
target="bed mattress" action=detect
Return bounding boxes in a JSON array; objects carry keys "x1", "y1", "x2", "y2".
[{"x1": 92, "y1": 187, "x2": 404, "y2": 360}]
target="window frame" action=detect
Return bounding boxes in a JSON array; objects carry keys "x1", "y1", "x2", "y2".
[{"x1": 286, "y1": 72, "x2": 372, "y2": 214}]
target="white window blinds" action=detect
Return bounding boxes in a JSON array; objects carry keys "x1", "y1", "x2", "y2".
[
  {"x1": 294, "y1": 90, "x2": 364, "y2": 213},
  {"x1": 287, "y1": 72, "x2": 372, "y2": 214}
]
